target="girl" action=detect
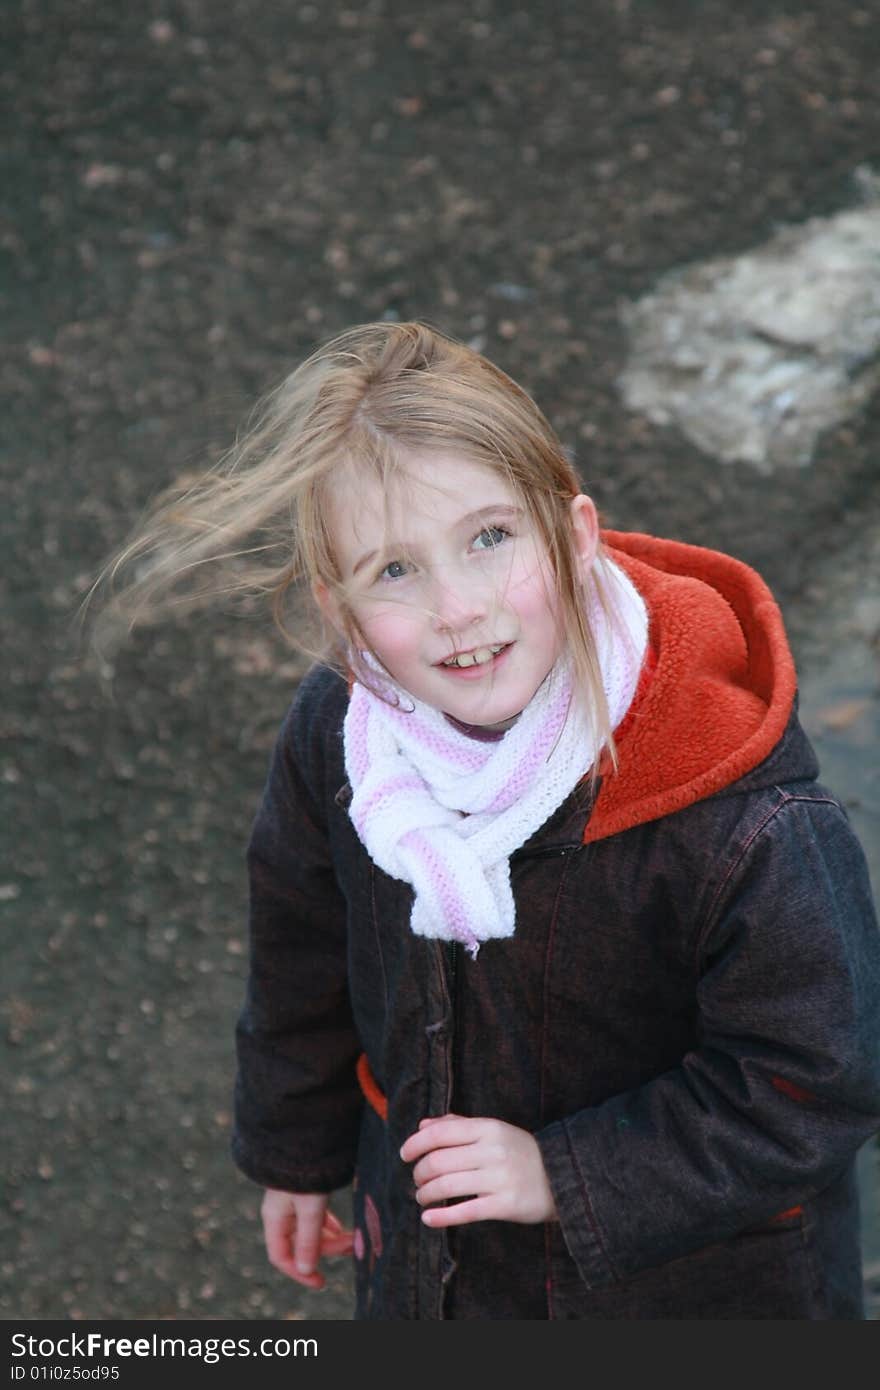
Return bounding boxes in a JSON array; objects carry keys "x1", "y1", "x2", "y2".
[{"x1": 103, "y1": 321, "x2": 880, "y2": 1319}]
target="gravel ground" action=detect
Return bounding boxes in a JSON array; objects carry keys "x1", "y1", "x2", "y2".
[{"x1": 2, "y1": 0, "x2": 879, "y2": 1321}]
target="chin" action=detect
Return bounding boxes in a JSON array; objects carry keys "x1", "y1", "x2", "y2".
[{"x1": 449, "y1": 695, "x2": 525, "y2": 728}]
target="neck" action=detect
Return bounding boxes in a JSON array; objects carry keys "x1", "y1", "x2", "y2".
[{"x1": 443, "y1": 712, "x2": 511, "y2": 741}]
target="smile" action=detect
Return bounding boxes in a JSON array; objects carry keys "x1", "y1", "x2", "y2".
[{"x1": 440, "y1": 643, "x2": 508, "y2": 669}]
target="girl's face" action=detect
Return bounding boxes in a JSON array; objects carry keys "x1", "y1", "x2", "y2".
[{"x1": 318, "y1": 452, "x2": 598, "y2": 728}]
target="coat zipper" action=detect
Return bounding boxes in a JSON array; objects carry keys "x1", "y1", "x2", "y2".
[
  {"x1": 438, "y1": 849, "x2": 579, "y2": 1318},
  {"x1": 445, "y1": 842, "x2": 579, "y2": 1111},
  {"x1": 439, "y1": 938, "x2": 461, "y2": 1317},
  {"x1": 446, "y1": 939, "x2": 459, "y2": 1113}
]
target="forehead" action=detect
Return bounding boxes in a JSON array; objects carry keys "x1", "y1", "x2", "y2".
[{"x1": 329, "y1": 451, "x2": 519, "y2": 567}]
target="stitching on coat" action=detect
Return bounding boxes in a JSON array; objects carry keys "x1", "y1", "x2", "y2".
[
  {"x1": 564, "y1": 1122, "x2": 620, "y2": 1285},
  {"x1": 539, "y1": 852, "x2": 577, "y2": 1317},
  {"x1": 693, "y1": 790, "x2": 844, "y2": 969},
  {"x1": 369, "y1": 864, "x2": 389, "y2": 1013},
  {"x1": 539, "y1": 853, "x2": 577, "y2": 1127},
  {"x1": 544, "y1": 1222, "x2": 555, "y2": 1319}
]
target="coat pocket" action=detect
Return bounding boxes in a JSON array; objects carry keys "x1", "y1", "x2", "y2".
[{"x1": 548, "y1": 1209, "x2": 824, "y2": 1319}]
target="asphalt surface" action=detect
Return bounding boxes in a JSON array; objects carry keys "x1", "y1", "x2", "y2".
[{"x1": 2, "y1": 0, "x2": 879, "y2": 1321}]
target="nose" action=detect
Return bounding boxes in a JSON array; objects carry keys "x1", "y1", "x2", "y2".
[{"x1": 428, "y1": 566, "x2": 489, "y2": 635}]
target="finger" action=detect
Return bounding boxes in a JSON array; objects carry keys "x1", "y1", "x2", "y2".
[
  {"x1": 319, "y1": 1223, "x2": 355, "y2": 1258},
  {"x1": 415, "y1": 1169, "x2": 489, "y2": 1207},
  {"x1": 263, "y1": 1201, "x2": 296, "y2": 1272},
  {"x1": 264, "y1": 1209, "x2": 323, "y2": 1288},
  {"x1": 320, "y1": 1236, "x2": 354, "y2": 1259},
  {"x1": 421, "y1": 1195, "x2": 494, "y2": 1228},
  {"x1": 320, "y1": 1210, "x2": 353, "y2": 1247},
  {"x1": 412, "y1": 1146, "x2": 481, "y2": 1188},
  {"x1": 292, "y1": 1203, "x2": 329, "y2": 1284},
  {"x1": 400, "y1": 1117, "x2": 481, "y2": 1162}
]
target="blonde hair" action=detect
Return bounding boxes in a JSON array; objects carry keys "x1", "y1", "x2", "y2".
[{"x1": 92, "y1": 320, "x2": 622, "y2": 762}]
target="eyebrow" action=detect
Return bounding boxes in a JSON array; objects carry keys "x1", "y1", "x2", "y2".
[{"x1": 350, "y1": 503, "x2": 524, "y2": 576}]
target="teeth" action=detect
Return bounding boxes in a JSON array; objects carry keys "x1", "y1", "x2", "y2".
[{"x1": 443, "y1": 644, "x2": 505, "y2": 669}]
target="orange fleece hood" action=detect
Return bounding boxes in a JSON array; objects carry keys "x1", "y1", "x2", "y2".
[{"x1": 586, "y1": 531, "x2": 799, "y2": 844}]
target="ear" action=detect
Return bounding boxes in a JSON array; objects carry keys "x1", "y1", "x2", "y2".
[
  {"x1": 569, "y1": 494, "x2": 599, "y2": 580},
  {"x1": 312, "y1": 578, "x2": 345, "y2": 636}
]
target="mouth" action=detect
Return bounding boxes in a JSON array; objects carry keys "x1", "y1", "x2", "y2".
[{"x1": 438, "y1": 642, "x2": 509, "y2": 670}]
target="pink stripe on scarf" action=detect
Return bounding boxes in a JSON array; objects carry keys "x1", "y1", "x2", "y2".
[
  {"x1": 346, "y1": 691, "x2": 372, "y2": 783},
  {"x1": 351, "y1": 773, "x2": 426, "y2": 838},
  {"x1": 400, "y1": 828, "x2": 481, "y2": 955},
  {"x1": 485, "y1": 680, "x2": 572, "y2": 812},
  {"x1": 386, "y1": 700, "x2": 488, "y2": 773}
]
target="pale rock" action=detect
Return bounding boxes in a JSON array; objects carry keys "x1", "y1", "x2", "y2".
[{"x1": 618, "y1": 183, "x2": 880, "y2": 470}]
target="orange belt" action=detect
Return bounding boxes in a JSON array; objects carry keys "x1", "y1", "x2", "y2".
[{"x1": 356, "y1": 1052, "x2": 388, "y2": 1121}]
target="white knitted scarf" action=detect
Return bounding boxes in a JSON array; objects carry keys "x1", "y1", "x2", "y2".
[{"x1": 342, "y1": 561, "x2": 648, "y2": 957}]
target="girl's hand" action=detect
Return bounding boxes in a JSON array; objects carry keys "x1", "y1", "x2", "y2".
[
  {"x1": 399, "y1": 1114, "x2": 558, "y2": 1227},
  {"x1": 261, "y1": 1188, "x2": 354, "y2": 1289}
]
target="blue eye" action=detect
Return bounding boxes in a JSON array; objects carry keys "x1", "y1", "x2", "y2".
[
  {"x1": 473, "y1": 525, "x2": 510, "y2": 551},
  {"x1": 380, "y1": 559, "x2": 409, "y2": 581}
]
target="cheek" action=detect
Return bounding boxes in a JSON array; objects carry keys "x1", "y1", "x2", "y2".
[
  {"x1": 504, "y1": 554, "x2": 561, "y2": 625},
  {"x1": 355, "y1": 604, "x2": 425, "y2": 662}
]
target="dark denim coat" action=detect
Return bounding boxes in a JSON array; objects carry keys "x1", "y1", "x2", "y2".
[
  {"x1": 233, "y1": 667, "x2": 880, "y2": 1319},
  {"x1": 233, "y1": 540, "x2": 880, "y2": 1319}
]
